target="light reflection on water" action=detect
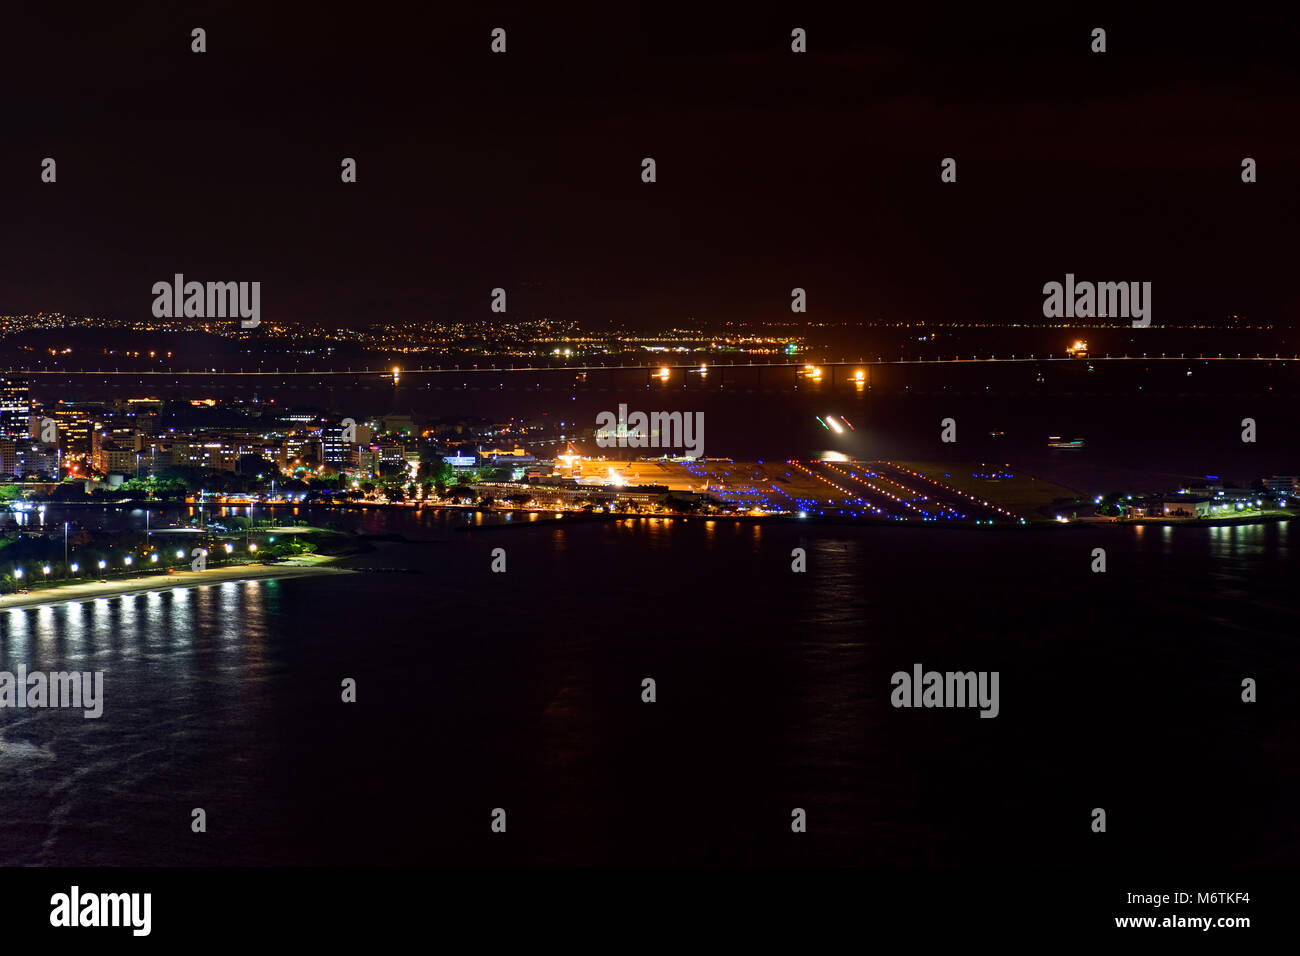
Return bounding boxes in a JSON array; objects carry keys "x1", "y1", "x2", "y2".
[
  {"x1": 0, "y1": 577, "x2": 278, "y2": 865},
  {"x1": 0, "y1": 517, "x2": 1293, "y2": 867}
]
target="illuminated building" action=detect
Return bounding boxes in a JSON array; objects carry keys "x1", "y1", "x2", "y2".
[{"x1": 0, "y1": 376, "x2": 31, "y2": 438}]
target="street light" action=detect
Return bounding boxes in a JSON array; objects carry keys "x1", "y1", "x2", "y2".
[{"x1": 70, "y1": 563, "x2": 79, "y2": 574}]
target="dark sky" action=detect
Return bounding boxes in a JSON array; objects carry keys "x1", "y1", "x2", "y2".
[{"x1": 1, "y1": 1, "x2": 1297, "y2": 331}]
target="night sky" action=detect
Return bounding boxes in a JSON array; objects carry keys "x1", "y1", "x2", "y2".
[{"x1": 1, "y1": 2, "x2": 1297, "y2": 331}]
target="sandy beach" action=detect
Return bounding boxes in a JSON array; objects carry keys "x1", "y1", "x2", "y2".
[{"x1": 0, "y1": 559, "x2": 353, "y2": 611}]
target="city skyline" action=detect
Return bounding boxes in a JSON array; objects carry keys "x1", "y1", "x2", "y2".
[{"x1": 0, "y1": 2, "x2": 1294, "y2": 938}]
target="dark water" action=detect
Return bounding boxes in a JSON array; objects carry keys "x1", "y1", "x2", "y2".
[
  {"x1": 33, "y1": 359, "x2": 1300, "y2": 492},
  {"x1": 1, "y1": 508, "x2": 1295, "y2": 866}
]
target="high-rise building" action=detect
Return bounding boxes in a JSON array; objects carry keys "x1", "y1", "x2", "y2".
[
  {"x1": 0, "y1": 377, "x2": 32, "y2": 438},
  {"x1": 52, "y1": 408, "x2": 94, "y2": 456},
  {"x1": 93, "y1": 441, "x2": 140, "y2": 475},
  {"x1": 0, "y1": 438, "x2": 17, "y2": 477},
  {"x1": 323, "y1": 424, "x2": 359, "y2": 470},
  {"x1": 15, "y1": 440, "x2": 58, "y2": 478}
]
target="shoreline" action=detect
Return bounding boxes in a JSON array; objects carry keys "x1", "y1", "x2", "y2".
[
  {"x1": 450, "y1": 509, "x2": 1296, "y2": 531},
  {"x1": 0, "y1": 559, "x2": 352, "y2": 612},
  {"x1": 5, "y1": 498, "x2": 1294, "y2": 532}
]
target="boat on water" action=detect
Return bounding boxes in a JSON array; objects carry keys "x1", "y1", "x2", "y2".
[{"x1": 1047, "y1": 436, "x2": 1085, "y2": 449}]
